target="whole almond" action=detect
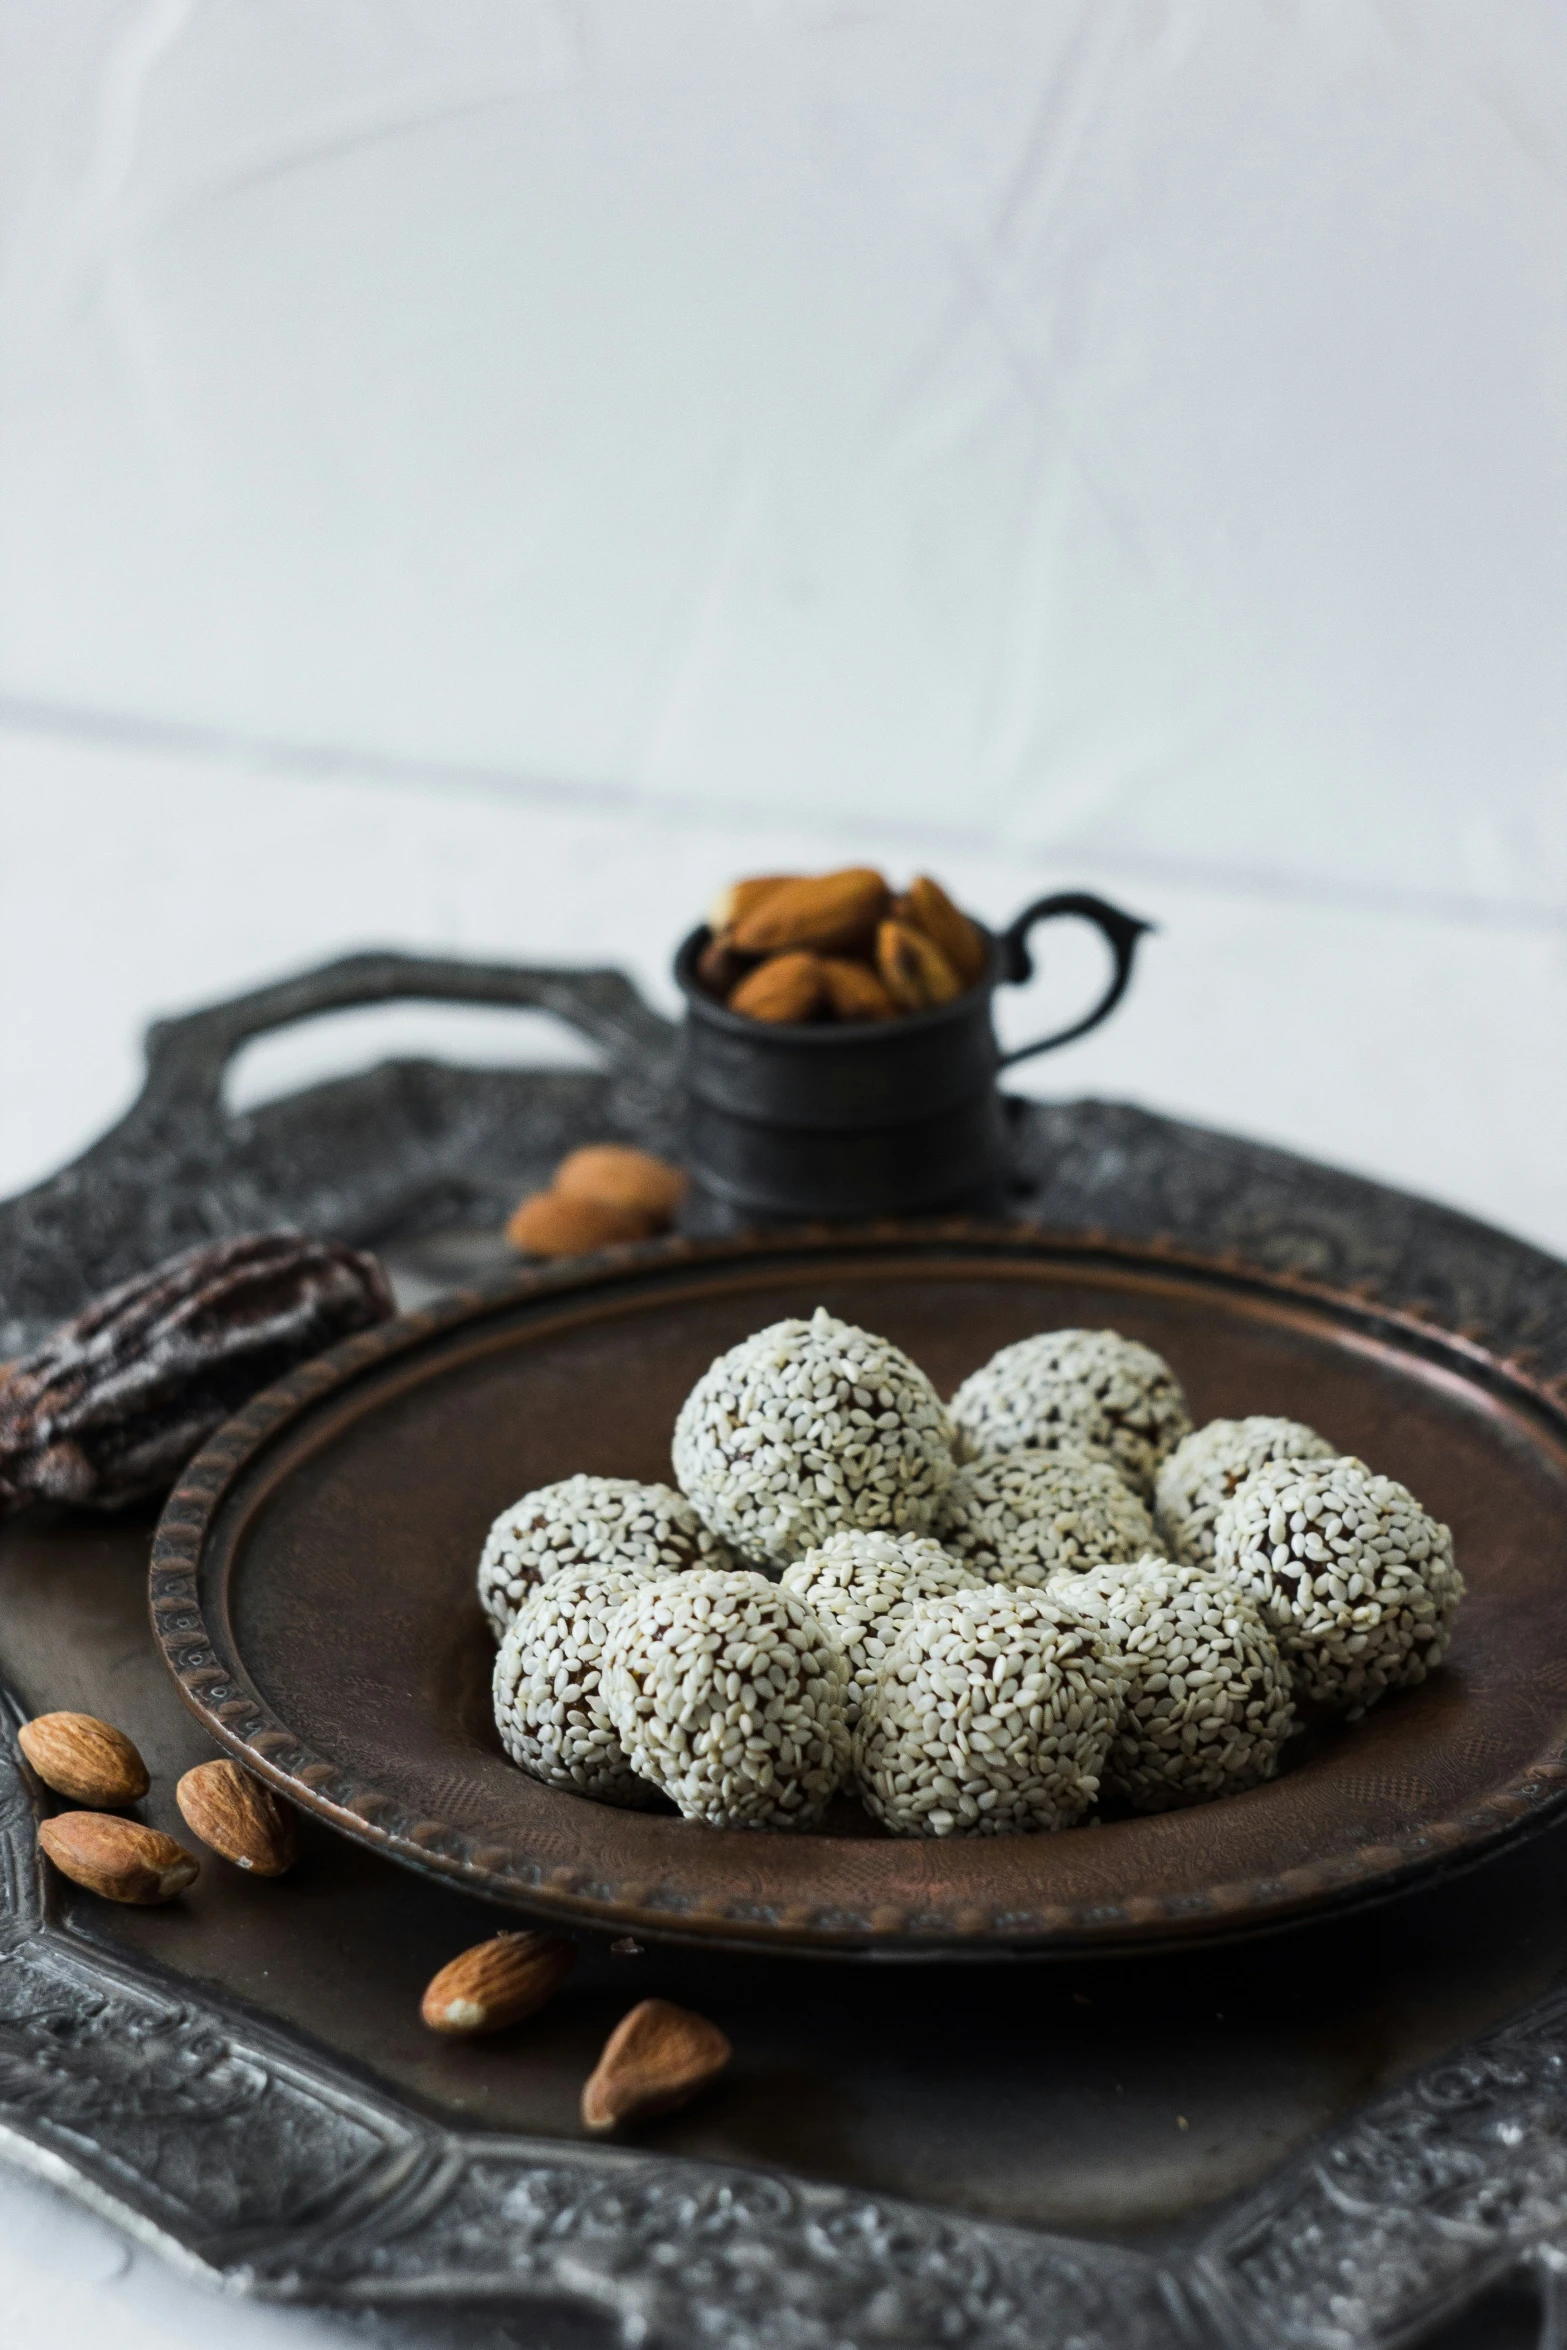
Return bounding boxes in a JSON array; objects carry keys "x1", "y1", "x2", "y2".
[
  {"x1": 555, "y1": 1145, "x2": 687, "y2": 1225},
  {"x1": 706, "y1": 875, "x2": 798, "y2": 933},
  {"x1": 39, "y1": 1812, "x2": 199, "y2": 1905},
  {"x1": 421, "y1": 1931, "x2": 577, "y2": 2035},
  {"x1": 176, "y1": 1759, "x2": 297, "y2": 1876},
  {"x1": 902, "y1": 876, "x2": 987, "y2": 989},
  {"x1": 18, "y1": 1712, "x2": 149, "y2": 1807},
  {"x1": 581, "y1": 1997, "x2": 732, "y2": 2133},
  {"x1": 819, "y1": 957, "x2": 899, "y2": 1022},
  {"x1": 728, "y1": 951, "x2": 827, "y2": 1025},
  {"x1": 696, "y1": 930, "x2": 756, "y2": 997},
  {"x1": 877, "y1": 919, "x2": 961, "y2": 1013},
  {"x1": 506, "y1": 1192, "x2": 658, "y2": 1257},
  {"x1": 731, "y1": 868, "x2": 889, "y2": 957}
]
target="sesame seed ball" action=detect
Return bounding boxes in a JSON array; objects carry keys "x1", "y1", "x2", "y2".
[
  {"x1": 492, "y1": 1563, "x2": 660, "y2": 1808},
  {"x1": 477, "y1": 1476, "x2": 731, "y2": 1642},
  {"x1": 1212, "y1": 1457, "x2": 1464, "y2": 1709},
  {"x1": 938, "y1": 1450, "x2": 1159, "y2": 1588},
  {"x1": 1155, "y1": 1417, "x2": 1338, "y2": 1568},
  {"x1": 854, "y1": 1588, "x2": 1123, "y2": 1838},
  {"x1": 779, "y1": 1533, "x2": 985, "y2": 1726},
  {"x1": 602, "y1": 1569, "x2": 851, "y2": 1829},
  {"x1": 1052, "y1": 1557, "x2": 1294, "y2": 1812},
  {"x1": 670, "y1": 1307, "x2": 955, "y2": 1570},
  {"x1": 947, "y1": 1330, "x2": 1191, "y2": 1498}
]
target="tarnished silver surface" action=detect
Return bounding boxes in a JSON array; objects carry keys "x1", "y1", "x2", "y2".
[
  {"x1": 3, "y1": 949, "x2": 1567, "y2": 2346},
  {"x1": 4, "y1": 1675, "x2": 1567, "y2": 2348}
]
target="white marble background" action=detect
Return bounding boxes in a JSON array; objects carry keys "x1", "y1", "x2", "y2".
[{"x1": 1, "y1": 5, "x2": 1565, "y2": 2344}]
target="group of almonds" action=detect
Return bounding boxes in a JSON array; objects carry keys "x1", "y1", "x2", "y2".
[
  {"x1": 506, "y1": 1141, "x2": 687, "y2": 1259},
  {"x1": 423, "y1": 1933, "x2": 730, "y2": 2131},
  {"x1": 20, "y1": 1707, "x2": 728, "y2": 2133},
  {"x1": 20, "y1": 1712, "x2": 294, "y2": 1896},
  {"x1": 699, "y1": 866, "x2": 988, "y2": 1024}
]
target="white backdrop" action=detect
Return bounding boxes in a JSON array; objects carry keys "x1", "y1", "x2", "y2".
[
  {"x1": 2, "y1": 8, "x2": 1567, "y2": 2346},
  {"x1": 2, "y1": 2, "x2": 1565, "y2": 904}
]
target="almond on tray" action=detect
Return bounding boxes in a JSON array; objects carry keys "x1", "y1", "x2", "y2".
[
  {"x1": 506, "y1": 1144, "x2": 688, "y2": 1259},
  {"x1": 699, "y1": 867, "x2": 987, "y2": 1027}
]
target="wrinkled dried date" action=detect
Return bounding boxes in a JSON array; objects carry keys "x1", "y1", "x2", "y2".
[{"x1": 0, "y1": 1232, "x2": 394, "y2": 1514}]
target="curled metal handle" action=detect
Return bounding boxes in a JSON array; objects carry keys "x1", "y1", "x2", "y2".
[{"x1": 996, "y1": 892, "x2": 1154, "y2": 1069}]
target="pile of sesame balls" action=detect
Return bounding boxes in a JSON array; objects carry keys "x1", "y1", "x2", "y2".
[{"x1": 481, "y1": 1308, "x2": 1464, "y2": 1838}]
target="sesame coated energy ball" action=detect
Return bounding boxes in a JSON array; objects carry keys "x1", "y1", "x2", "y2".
[
  {"x1": 477, "y1": 1475, "x2": 730, "y2": 1641},
  {"x1": 602, "y1": 1569, "x2": 852, "y2": 1828},
  {"x1": 947, "y1": 1329, "x2": 1191, "y2": 1498},
  {"x1": 854, "y1": 1587, "x2": 1123, "y2": 1837},
  {"x1": 492, "y1": 1563, "x2": 660, "y2": 1807},
  {"x1": 670, "y1": 1307, "x2": 955, "y2": 1570},
  {"x1": 779, "y1": 1532, "x2": 985, "y2": 1726},
  {"x1": 937, "y1": 1449, "x2": 1158, "y2": 1588},
  {"x1": 1155, "y1": 1417, "x2": 1338, "y2": 1568},
  {"x1": 1212, "y1": 1457, "x2": 1464, "y2": 1709},
  {"x1": 1052, "y1": 1557, "x2": 1294, "y2": 1812}
]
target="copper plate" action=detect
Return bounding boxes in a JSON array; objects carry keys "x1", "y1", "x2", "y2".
[{"x1": 151, "y1": 1226, "x2": 1567, "y2": 1959}]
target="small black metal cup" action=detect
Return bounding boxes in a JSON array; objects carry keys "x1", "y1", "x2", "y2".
[{"x1": 675, "y1": 891, "x2": 1152, "y2": 1225}]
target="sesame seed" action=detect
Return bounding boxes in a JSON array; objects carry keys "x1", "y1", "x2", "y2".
[
  {"x1": 1053, "y1": 1555, "x2": 1294, "y2": 1810},
  {"x1": 1212, "y1": 1457, "x2": 1463, "y2": 1708},
  {"x1": 493, "y1": 1562, "x2": 664, "y2": 1806},
  {"x1": 670, "y1": 1309, "x2": 956, "y2": 1570},
  {"x1": 478, "y1": 1475, "x2": 730, "y2": 1642},
  {"x1": 947, "y1": 1330, "x2": 1190, "y2": 1499},
  {"x1": 780, "y1": 1531, "x2": 985, "y2": 1728},
  {"x1": 603, "y1": 1569, "x2": 851, "y2": 1828},
  {"x1": 1154, "y1": 1418, "x2": 1338, "y2": 1568},
  {"x1": 855, "y1": 1587, "x2": 1123, "y2": 1837},
  {"x1": 939, "y1": 1449, "x2": 1159, "y2": 1587}
]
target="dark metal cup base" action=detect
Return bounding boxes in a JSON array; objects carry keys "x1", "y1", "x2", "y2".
[
  {"x1": 682, "y1": 1089, "x2": 1013, "y2": 1226},
  {"x1": 681, "y1": 1173, "x2": 1013, "y2": 1237}
]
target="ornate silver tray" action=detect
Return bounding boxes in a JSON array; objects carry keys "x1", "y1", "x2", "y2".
[{"x1": 4, "y1": 950, "x2": 1567, "y2": 2348}]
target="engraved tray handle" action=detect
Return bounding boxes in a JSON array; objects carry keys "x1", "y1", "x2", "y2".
[{"x1": 0, "y1": 951, "x2": 679, "y2": 1352}]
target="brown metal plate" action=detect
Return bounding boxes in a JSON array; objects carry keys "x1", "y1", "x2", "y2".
[{"x1": 150, "y1": 1227, "x2": 1567, "y2": 1958}]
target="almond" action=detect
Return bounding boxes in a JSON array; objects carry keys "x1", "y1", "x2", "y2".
[
  {"x1": 901, "y1": 875, "x2": 988, "y2": 989},
  {"x1": 39, "y1": 1812, "x2": 199, "y2": 1905},
  {"x1": 18, "y1": 1712, "x2": 149, "y2": 1807},
  {"x1": 876, "y1": 919, "x2": 962, "y2": 1013},
  {"x1": 731, "y1": 868, "x2": 889, "y2": 957},
  {"x1": 421, "y1": 1930, "x2": 576, "y2": 2035},
  {"x1": 554, "y1": 1145, "x2": 687, "y2": 1225},
  {"x1": 581, "y1": 1997, "x2": 732, "y2": 2132},
  {"x1": 706, "y1": 875, "x2": 798, "y2": 933},
  {"x1": 728, "y1": 951, "x2": 827, "y2": 1024},
  {"x1": 506, "y1": 1192, "x2": 658, "y2": 1257},
  {"x1": 818, "y1": 957, "x2": 899, "y2": 1022},
  {"x1": 696, "y1": 930, "x2": 755, "y2": 997},
  {"x1": 176, "y1": 1759, "x2": 297, "y2": 1876}
]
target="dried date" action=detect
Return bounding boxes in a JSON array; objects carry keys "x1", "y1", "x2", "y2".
[{"x1": 0, "y1": 1232, "x2": 394, "y2": 1514}]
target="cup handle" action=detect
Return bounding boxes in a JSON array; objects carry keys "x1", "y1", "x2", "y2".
[{"x1": 995, "y1": 892, "x2": 1154, "y2": 1069}]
